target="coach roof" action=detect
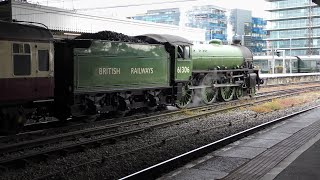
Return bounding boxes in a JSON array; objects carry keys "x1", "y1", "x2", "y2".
[{"x1": 0, "y1": 21, "x2": 53, "y2": 42}]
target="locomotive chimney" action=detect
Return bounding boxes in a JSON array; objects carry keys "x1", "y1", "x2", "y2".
[{"x1": 232, "y1": 34, "x2": 241, "y2": 45}]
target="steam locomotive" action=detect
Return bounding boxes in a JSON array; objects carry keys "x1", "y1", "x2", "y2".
[{"x1": 0, "y1": 21, "x2": 261, "y2": 133}]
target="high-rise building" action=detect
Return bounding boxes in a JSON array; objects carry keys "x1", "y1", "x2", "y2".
[
  {"x1": 265, "y1": 0, "x2": 320, "y2": 56},
  {"x1": 251, "y1": 17, "x2": 267, "y2": 55},
  {"x1": 230, "y1": 9, "x2": 252, "y2": 36},
  {"x1": 128, "y1": 8, "x2": 180, "y2": 26},
  {"x1": 230, "y1": 9, "x2": 267, "y2": 55},
  {"x1": 186, "y1": 5, "x2": 227, "y2": 42}
]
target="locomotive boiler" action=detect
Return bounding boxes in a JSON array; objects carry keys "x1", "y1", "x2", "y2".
[{"x1": 190, "y1": 39, "x2": 260, "y2": 104}]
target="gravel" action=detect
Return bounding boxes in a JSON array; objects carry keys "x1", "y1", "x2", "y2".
[{"x1": 1, "y1": 99, "x2": 320, "y2": 180}]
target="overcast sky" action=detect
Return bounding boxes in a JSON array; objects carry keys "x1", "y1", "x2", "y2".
[{"x1": 28, "y1": 0, "x2": 268, "y2": 18}]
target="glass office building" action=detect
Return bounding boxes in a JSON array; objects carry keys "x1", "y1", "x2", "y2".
[
  {"x1": 186, "y1": 5, "x2": 227, "y2": 42},
  {"x1": 266, "y1": 0, "x2": 320, "y2": 56},
  {"x1": 129, "y1": 6, "x2": 228, "y2": 43},
  {"x1": 251, "y1": 17, "x2": 267, "y2": 55},
  {"x1": 230, "y1": 9, "x2": 267, "y2": 55},
  {"x1": 129, "y1": 8, "x2": 180, "y2": 26}
]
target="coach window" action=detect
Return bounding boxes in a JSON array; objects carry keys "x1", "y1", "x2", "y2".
[
  {"x1": 13, "y1": 43, "x2": 31, "y2": 76},
  {"x1": 38, "y1": 50, "x2": 49, "y2": 71}
]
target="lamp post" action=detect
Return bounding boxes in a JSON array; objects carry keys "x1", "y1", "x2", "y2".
[
  {"x1": 289, "y1": 38, "x2": 292, "y2": 73},
  {"x1": 271, "y1": 47, "x2": 275, "y2": 74}
]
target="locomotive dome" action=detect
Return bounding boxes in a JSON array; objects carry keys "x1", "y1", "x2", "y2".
[{"x1": 209, "y1": 39, "x2": 222, "y2": 45}]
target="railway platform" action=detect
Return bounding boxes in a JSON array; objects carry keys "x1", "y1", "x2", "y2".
[
  {"x1": 260, "y1": 73, "x2": 320, "y2": 86},
  {"x1": 159, "y1": 107, "x2": 320, "y2": 180}
]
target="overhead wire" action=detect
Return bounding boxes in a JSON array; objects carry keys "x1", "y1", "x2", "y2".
[
  {"x1": 28, "y1": 0, "x2": 198, "y2": 11},
  {"x1": 74, "y1": 0, "x2": 197, "y2": 11},
  {"x1": 9, "y1": 0, "x2": 199, "y2": 16}
]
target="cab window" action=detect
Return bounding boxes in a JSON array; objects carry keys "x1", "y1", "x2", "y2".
[
  {"x1": 184, "y1": 46, "x2": 190, "y2": 59},
  {"x1": 13, "y1": 43, "x2": 31, "y2": 76},
  {"x1": 178, "y1": 46, "x2": 183, "y2": 58},
  {"x1": 177, "y1": 45, "x2": 190, "y2": 59}
]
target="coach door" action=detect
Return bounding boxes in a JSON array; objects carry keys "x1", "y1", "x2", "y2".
[
  {"x1": 11, "y1": 43, "x2": 35, "y2": 101},
  {"x1": 35, "y1": 43, "x2": 54, "y2": 100}
]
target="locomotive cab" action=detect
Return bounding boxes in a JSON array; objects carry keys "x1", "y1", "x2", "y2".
[
  {"x1": 175, "y1": 45, "x2": 192, "y2": 82},
  {"x1": 136, "y1": 34, "x2": 193, "y2": 108}
]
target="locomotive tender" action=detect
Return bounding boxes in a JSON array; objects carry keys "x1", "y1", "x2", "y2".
[
  {"x1": 54, "y1": 34, "x2": 193, "y2": 121},
  {"x1": 0, "y1": 21, "x2": 261, "y2": 133}
]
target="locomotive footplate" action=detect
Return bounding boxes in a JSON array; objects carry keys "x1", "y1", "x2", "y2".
[{"x1": 189, "y1": 83, "x2": 242, "y2": 90}]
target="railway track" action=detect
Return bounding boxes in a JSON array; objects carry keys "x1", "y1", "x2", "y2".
[
  {"x1": 260, "y1": 80, "x2": 320, "y2": 88},
  {"x1": 0, "y1": 111, "x2": 165, "y2": 146},
  {"x1": 0, "y1": 85, "x2": 319, "y2": 173}
]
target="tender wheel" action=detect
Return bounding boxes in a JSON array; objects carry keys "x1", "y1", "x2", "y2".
[
  {"x1": 234, "y1": 87, "x2": 244, "y2": 100},
  {"x1": 220, "y1": 86, "x2": 235, "y2": 102},
  {"x1": 176, "y1": 82, "x2": 193, "y2": 108},
  {"x1": 146, "y1": 95, "x2": 158, "y2": 112},
  {"x1": 200, "y1": 74, "x2": 219, "y2": 104},
  {"x1": 115, "y1": 97, "x2": 129, "y2": 117}
]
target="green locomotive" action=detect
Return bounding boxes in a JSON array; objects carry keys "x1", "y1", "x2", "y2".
[{"x1": 55, "y1": 36, "x2": 260, "y2": 119}]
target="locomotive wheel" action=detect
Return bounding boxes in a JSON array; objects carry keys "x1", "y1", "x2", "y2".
[
  {"x1": 202, "y1": 86, "x2": 219, "y2": 104},
  {"x1": 234, "y1": 87, "x2": 244, "y2": 100},
  {"x1": 176, "y1": 82, "x2": 192, "y2": 108},
  {"x1": 201, "y1": 74, "x2": 218, "y2": 104},
  {"x1": 220, "y1": 86, "x2": 235, "y2": 102}
]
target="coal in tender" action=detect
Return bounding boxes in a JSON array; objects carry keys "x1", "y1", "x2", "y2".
[{"x1": 75, "y1": 31, "x2": 145, "y2": 43}]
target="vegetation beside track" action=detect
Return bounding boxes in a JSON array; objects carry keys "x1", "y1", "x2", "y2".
[{"x1": 250, "y1": 91, "x2": 320, "y2": 113}]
